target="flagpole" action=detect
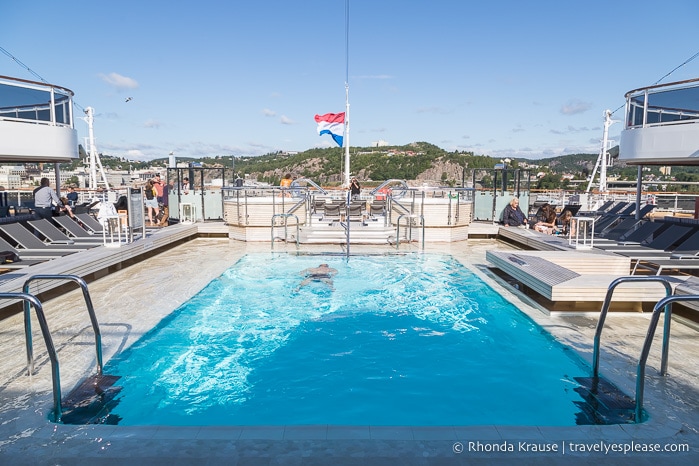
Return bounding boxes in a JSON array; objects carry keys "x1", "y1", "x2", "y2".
[
  {"x1": 343, "y1": 0, "x2": 350, "y2": 187},
  {"x1": 344, "y1": 85, "x2": 350, "y2": 187}
]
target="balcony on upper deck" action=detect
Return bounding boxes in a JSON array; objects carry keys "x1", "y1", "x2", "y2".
[
  {"x1": 0, "y1": 75, "x2": 78, "y2": 162},
  {"x1": 620, "y1": 78, "x2": 699, "y2": 165}
]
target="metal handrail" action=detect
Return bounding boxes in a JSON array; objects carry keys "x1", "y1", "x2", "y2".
[
  {"x1": 270, "y1": 213, "x2": 300, "y2": 249},
  {"x1": 0, "y1": 292, "x2": 62, "y2": 422},
  {"x1": 295, "y1": 178, "x2": 328, "y2": 195},
  {"x1": 369, "y1": 179, "x2": 410, "y2": 197},
  {"x1": 635, "y1": 294, "x2": 699, "y2": 422},
  {"x1": 23, "y1": 275, "x2": 103, "y2": 377},
  {"x1": 593, "y1": 276, "x2": 674, "y2": 379},
  {"x1": 395, "y1": 214, "x2": 425, "y2": 251}
]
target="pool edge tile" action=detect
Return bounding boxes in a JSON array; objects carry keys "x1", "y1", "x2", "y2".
[
  {"x1": 369, "y1": 426, "x2": 414, "y2": 440},
  {"x1": 282, "y1": 425, "x2": 328, "y2": 440},
  {"x1": 238, "y1": 425, "x2": 285, "y2": 440},
  {"x1": 326, "y1": 425, "x2": 371, "y2": 440}
]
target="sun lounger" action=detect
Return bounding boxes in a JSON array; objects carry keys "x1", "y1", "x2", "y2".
[
  {"x1": 594, "y1": 220, "x2": 670, "y2": 247},
  {"x1": 27, "y1": 219, "x2": 103, "y2": 246},
  {"x1": 370, "y1": 202, "x2": 386, "y2": 216},
  {"x1": 596, "y1": 224, "x2": 693, "y2": 253},
  {"x1": 597, "y1": 216, "x2": 641, "y2": 240},
  {"x1": 0, "y1": 223, "x2": 91, "y2": 252},
  {"x1": 348, "y1": 202, "x2": 364, "y2": 218},
  {"x1": 323, "y1": 203, "x2": 345, "y2": 220},
  {"x1": 634, "y1": 259, "x2": 699, "y2": 275},
  {"x1": 75, "y1": 213, "x2": 106, "y2": 233},
  {"x1": 593, "y1": 204, "x2": 639, "y2": 232},
  {"x1": 53, "y1": 216, "x2": 102, "y2": 239},
  {"x1": 621, "y1": 229, "x2": 699, "y2": 273},
  {"x1": 0, "y1": 236, "x2": 59, "y2": 263}
]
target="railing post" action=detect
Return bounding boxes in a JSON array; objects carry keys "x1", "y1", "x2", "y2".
[
  {"x1": 23, "y1": 274, "x2": 103, "y2": 376},
  {"x1": 0, "y1": 292, "x2": 62, "y2": 422},
  {"x1": 593, "y1": 276, "x2": 673, "y2": 379}
]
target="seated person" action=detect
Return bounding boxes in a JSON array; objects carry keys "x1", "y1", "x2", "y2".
[
  {"x1": 534, "y1": 203, "x2": 557, "y2": 234},
  {"x1": 559, "y1": 210, "x2": 574, "y2": 236},
  {"x1": 296, "y1": 263, "x2": 338, "y2": 290},
  {"x1": 57, "y1": 197, "x2": 76, "y2": 218},
  {"x1": 502, "y1": 197, "x2": 528, "y2": 228}
]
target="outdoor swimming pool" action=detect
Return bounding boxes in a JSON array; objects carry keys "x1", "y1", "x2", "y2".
[{"x1": 91, "y1": 253, "x2": 630, "y2": 426}]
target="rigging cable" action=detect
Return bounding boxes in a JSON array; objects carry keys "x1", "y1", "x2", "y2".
[
  {"x1": 0, "y1": 45, "x2": 85, "y2": 112},
  {"x1": 0, "y1": 45, "x2": 49, "y2": 84},
  {"x1": 610, "y1": 49, "x2": 699, "y2": 116}
]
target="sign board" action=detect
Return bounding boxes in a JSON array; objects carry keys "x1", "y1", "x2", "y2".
[{"x1": 128, "y1": 188, "x2": 144, "y2": 230}]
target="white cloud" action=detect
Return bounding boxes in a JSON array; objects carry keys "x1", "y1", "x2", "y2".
[
  {"x1": 144, "y1": 119, "x2": 161, "y2": 129},
  {"x1": 280, "y1": 115, "x2": 294, "y2": 125},
  {"x1": 98, "y1": 72, "x2": 139, "y2": 90},
  {"x1": 126, "y1": 149, "x2": 145, "y2": 158},
  {"x1": 262, "y1": 108, "x2": 276, "y2": 117},
  {"x1": 560, "y1": 99, "x2": 592, "y2": 115}
]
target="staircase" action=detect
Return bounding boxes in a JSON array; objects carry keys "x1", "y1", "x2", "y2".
[
  {"x1": 573, "y1": 376, "x2": 638, "y2": 425},
  {"x1": 299, "y1": 216, "x2": 395, "y2": 244}
]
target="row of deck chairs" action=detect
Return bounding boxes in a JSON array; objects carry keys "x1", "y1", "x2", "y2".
[
  {"x1": 0, "y1": 214, "x2": 105, "y2": 270},
  {"x1": 585, "y1": 201, "x2": 657, "y2": 235},
  {"x1": 314, "y1": 200, "x2": 386, "y2": 220},
  {"x1": 593, "y1": 215, "x2": 699, "y2": 275}
]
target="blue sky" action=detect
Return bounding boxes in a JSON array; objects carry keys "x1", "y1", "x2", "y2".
[{"x1": 2, "y1": 0, "x2": 699, "y2": 161}]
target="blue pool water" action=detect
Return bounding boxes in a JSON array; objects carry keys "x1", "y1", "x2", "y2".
[{"x1": 102, "y1": 253, "x2": 601, "y2": 426}]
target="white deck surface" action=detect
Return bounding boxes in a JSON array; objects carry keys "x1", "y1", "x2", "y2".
[{"x1": 0, "y1": 238, "x2": 697, "y2": 465}]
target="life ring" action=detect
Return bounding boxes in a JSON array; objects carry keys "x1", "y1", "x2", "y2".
[{"x1": 448, "y1": 193, "x2": 459, "y2": 199}]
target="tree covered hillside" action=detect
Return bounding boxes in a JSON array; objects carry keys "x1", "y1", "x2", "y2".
[{"x1": 66, "y1": 142, "x2": 699, "y2": 190}]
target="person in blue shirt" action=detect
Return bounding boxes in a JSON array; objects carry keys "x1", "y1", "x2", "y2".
[
  {"x1": 503, "y1": 197, "x2": 528, "y2": 228},
  {"x1": 66, "y1": 186, "x2": 79, "y2": 206}
]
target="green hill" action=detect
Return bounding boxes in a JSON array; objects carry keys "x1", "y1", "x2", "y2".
[{"x1": 68, "y1": 142, "x2": 699, "y2": 190}]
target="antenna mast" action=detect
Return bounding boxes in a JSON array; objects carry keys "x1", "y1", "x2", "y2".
[
  {"x1": 83, "y1": 107, "x2": 110, "y2": 190},
  {"x1": 586, "y1": 109, "x2": 615, "y2": 194}
]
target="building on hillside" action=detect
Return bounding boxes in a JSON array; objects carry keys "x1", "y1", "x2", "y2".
[{"x1": 0, "y1": 165, "x2": 26, "y2": 189}]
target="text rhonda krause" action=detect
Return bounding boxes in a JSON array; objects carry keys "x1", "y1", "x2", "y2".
[{"x1": 467, "y1": 441, "x2": 690, "y2": 454}]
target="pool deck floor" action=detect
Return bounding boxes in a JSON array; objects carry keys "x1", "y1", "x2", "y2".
[{"x1": 0, "y1": 238, "x2": 697, "y2": 465}]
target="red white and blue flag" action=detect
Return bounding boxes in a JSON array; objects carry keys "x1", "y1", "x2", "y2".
[{"x1": 314, "y1": 112, "x2": 345, "y2": 147}]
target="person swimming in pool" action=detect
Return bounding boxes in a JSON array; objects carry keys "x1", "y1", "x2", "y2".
[{"x1": 296, "y1": 263, "x2": 338, "y2": 290}]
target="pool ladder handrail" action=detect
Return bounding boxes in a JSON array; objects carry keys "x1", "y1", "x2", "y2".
[
  {"x1": 0, "y1": 292, "x2": 62, "y2": 422},
  {"x1": 592, "y1": 276, "x2": 698, "y2": 422},
  {"x1": 22, "y1": 274, "x2": 103, "y2": 378},
  {"x1": 270, "y1": 213, "x2": 300, "y2": 249},
  {"x1": 634, "y1": 294, "x2": 699, "y2": 422},
  {"x1": 19, "y1": 274, "x2": 103, "y2": 423},
  {"x1": 395, "y1": 213, "x2": 425, "y2": 251}
]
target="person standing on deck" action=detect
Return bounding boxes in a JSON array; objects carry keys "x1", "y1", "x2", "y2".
[
  {"x1": 153, "y1": 174, "x2": 164, "y2": 204},
  {"x1": 33, "y1": 177, "x2": 61, "y2": 220},
  {"x1": 350, "y1": 177, "x2": 361, "y2": 199}
]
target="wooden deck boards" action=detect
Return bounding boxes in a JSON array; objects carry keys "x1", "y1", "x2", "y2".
[
  {"x1": 496, "y1": 226, "x2": 574, "y2": 251},
  {"x1": 487, "y1": 249, "x2": 689, "y2": 310},
  {"x1": 0, "y1": 224, "x2": 199, "y2": 314}
]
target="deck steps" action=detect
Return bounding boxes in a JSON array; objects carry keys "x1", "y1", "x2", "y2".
[
  {"x1": 298, "y1": 219, "x2": 395, "y2": 244},
  {"x1": 59, "y1": 374, "x2": 122, "y2": 425},
  {"x1": 573, "y1": 377, "x2": 637, "y2": 424}
]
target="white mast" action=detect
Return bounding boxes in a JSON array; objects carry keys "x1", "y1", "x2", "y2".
[
  {"x1": 344, "y1": 84, "x2": 350, "y2": 187},
  {"x1": 343, "y1": 0, "x2": 351, "y2": 187},
  {"x1": 586, "y1": 109, "x2": 615, "y2": 193},
  {"x1": 83, "y1": 107, "x2": 110, "y2": 190}
]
